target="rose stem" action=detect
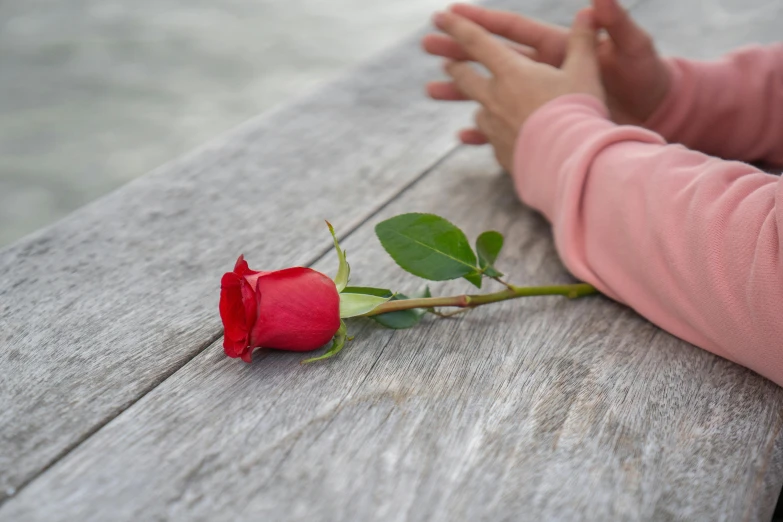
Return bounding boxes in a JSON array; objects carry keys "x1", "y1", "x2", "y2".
[{"x1": 363, "y1": 283, "x2": 598, "y2": 316}]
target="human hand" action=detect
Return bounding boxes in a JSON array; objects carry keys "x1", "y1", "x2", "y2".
[
  {"x1": 431, "y1": 8, "x2": 605, "y2": 171},
  {"x1": 423, "y1": 0, "x2": 669, "y2": 140}
]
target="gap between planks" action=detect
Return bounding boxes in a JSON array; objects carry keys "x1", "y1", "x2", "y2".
[
  {"x1": 0, "y1": 0, "x2": 673, "y2": 507},
  {"x1": 0, "y1": 144, "x2": 461, "y2": 508}
]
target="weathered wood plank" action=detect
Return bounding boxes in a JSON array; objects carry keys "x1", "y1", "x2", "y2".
[
  {"x1": 0, "y1": 0, "x2": 604, "y2": 503},
  {"x1": 3, "y1": 0, "x2": 783, "y2": 518},
  {"x1": 0, "y1": 28, "x2": 476, "y2": 500},
  {"x1": 633, "y1": 0, "x2": 783, "y2": 59},
  {"x1": 4, "y1": 145, "x2": 781, "y2": 522}
]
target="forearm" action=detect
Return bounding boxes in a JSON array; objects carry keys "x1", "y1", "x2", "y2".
[
  {"x1": 515, "y1": 94, "x2": 783, "y2": 386},
  {"x1": 645, "y1": 45, "x2": 783, "y2": 165}
]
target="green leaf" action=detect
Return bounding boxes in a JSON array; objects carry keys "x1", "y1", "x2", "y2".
[
  {"x1": 342, "y1": 286, "x2": 393, "y2": 298},
  {"x1": 339, "y1": 292, "x2": 391, "y2": 318},
  {"x1": 371, "y1": 286, "x2": 432, "y2": 329},
  {"x1": 476, "y1": 231, "x2": 504, "y2": 277},
  {"x1": 301, "y1": 321, "x2": 348, "y2": 363},
  {"x1": 326, "y1": 221, "x2": 350, "y2": 292},
  {"x1": 375, "y1": 213, "x2": 479, "y2": 286},
  {"x1": 464, "y1": 272, "x2": 483, "y2": 289}
]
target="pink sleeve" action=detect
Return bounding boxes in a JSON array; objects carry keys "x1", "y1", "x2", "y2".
[
  {"x1": 646, "y1": 44, "x2": 783, "y2": 165},
  {"x1": 514, "y1": 94, "x2": 783, "y2": 387}
]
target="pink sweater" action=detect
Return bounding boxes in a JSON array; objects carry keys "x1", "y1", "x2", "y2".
[{"x1": 514, "y1": 45, "x2": 783, "y2": 387}]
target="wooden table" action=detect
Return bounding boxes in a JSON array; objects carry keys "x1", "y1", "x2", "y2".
[{"x1": 2, "y1": 1, "x2": 782, "y2": 520}]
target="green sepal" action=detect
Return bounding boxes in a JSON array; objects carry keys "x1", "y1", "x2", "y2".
[
  {"x1": 327, "y1": 221, "x2": 350, "y2": 292},
  {"x1": 371, "y1": 286, "x2": 432, "y2": 329},
  {"x1": 339, "y1": 292, "x2": 391, "y2": 318},
  {"x1": 301, "y1": 320, "x2": 348, "y2": 364},
  {"x1": 342, "y1": 286, "x2": 393, "y2": 298}
]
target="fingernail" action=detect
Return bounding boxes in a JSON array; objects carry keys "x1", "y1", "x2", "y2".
[{"x1": 433, "y1": 11, "x2": 446, "y2": 25}]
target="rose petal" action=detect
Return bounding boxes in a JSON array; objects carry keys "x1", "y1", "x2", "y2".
[
  {"x1": 223, "y1": 335, "x2": 247, "y2": 358},
  {"x1": 220, "y1": 273, "x2": 247, "y2": 340},
  {"x1": 249, "y1": 267, "x2": 340, "y2": 352},
  {"x1": 233, "y1": 255, "x2": 260, "y2": 277}
]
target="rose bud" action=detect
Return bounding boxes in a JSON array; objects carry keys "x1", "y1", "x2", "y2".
[{"x1": 219, "y1": 255, "x2": 341, "y2": 362}]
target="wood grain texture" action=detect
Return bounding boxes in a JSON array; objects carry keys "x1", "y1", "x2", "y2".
[
  {"x1": 0, "y1": 0, "x2": 598, "y2": 504},
  {"x1": 3, "y1": 0, "x2": 783, "y2": 519},
  {"x1": 633, "y1": 0, "x2": 783, "y2": 59},
  {"x1": 3, "y1": 146, "x2": 782, "y2": 522},
  {"x1": 0, "y1": 26, "x2": 476, "y2": 499}
]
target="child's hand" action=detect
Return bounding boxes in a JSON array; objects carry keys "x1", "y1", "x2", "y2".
[
  {"x1": 431, "y1": 9, "x2": 605, "y2": 171},
  {"x1": 424, "y1": 0, "x2": 670, "y2": 135}
]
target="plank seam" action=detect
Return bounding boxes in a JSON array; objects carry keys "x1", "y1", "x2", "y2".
[
  {"x1": 0, "y1": 143, "x2": 461, "y2": 508},
  {"x1": 0, "y1": 331, "x2": 220, "y2": 507}
]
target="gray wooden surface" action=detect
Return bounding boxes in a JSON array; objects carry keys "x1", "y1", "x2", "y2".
[
  {"x1": 0, "y1": 24, "x2": 475, "y2": 499},
  {"x1": 2, "y1": 0, "x2": 783, "y2": 520}
]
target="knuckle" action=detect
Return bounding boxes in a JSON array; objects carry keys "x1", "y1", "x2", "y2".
[
  {"x1": 495, "y1": 53, "x2": 516, "y2": 71},
  {"x1": 462, "y1": 30, "x2": 480, "y2": 50},
  {"x1": 445, "y1": 61, "x2": 463, "y2": 78}
]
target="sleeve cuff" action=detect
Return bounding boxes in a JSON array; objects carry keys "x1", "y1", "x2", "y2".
[
  {"x1": 513, "y1": 93, "x2": 611, "y2": 222},
  {"x1": 512, "y1": 92, "x2": 667, "y2": 290}
]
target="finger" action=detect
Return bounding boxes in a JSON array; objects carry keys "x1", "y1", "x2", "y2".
[
  {"x1": 422, "y1": 33, "x2": 473, "y2": 61},
  {"x1": 592, "y1": 0, "x2": 653, "y2": 55},
  {"x1": 423, "y1": 33, "x2": 537, "y2": 62},
  {"x1": 563, "y1": 8, "x2": 600, "y2": 79},
  {"x1": 443, "y1": 60, "x2": 492, "y2": 104},
  {"x1": 426, "y1": 81, "x2": 469, "y2": 101},
  {"x1": 449, "y1": 3, "x2": 566, "y2": 54},
  {"x1": 433, "y1": 11, "x2": 520, "y2": 74},
  {"x1": 458, "y1": 128, "x2": 489, "y2": 145},
  {"x1": 474, "y1": 108, "x2": 491, "y2": 134}
]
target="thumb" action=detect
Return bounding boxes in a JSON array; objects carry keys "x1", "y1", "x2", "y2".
[
  {"x1": 592, "y1": 0, "x2": 652, "y2": 55},
  {"x1": 563, "y1": 8, "x2": 599, "y2": 79}
]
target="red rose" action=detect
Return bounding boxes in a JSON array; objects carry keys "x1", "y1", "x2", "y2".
[{"x1": 219, "y1": 255, "x2": 341, "y2": 362}]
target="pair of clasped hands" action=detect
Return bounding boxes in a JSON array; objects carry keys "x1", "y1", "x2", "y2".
[{"x1": 423, "y1": 0, "x2": 670, "y2": 171}]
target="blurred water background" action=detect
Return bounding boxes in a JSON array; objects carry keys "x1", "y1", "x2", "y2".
[{"x1": 0, "y1": 0, "x2": 458, "y2": 247}]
